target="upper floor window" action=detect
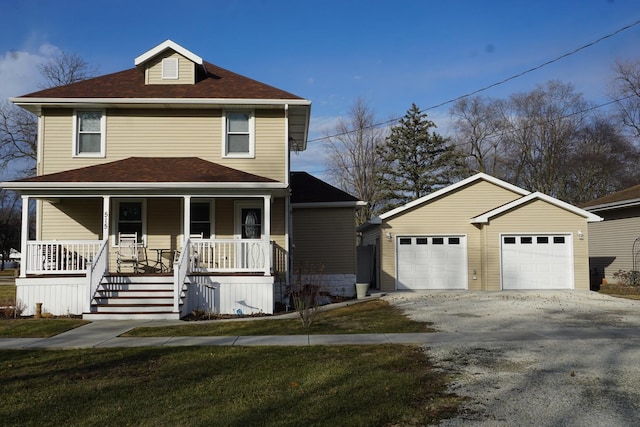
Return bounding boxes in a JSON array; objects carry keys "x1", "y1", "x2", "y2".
[
  {"x1": 73, "y1": 110, "x2": 105, "y2": 157},
  {"x1": 223, "y1": 110, "x2": 254, "y2": 157}
]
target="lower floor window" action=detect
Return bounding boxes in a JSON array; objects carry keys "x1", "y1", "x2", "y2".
[{"x1": 118, "y1": 201, "x2": 143, "y2": 242}]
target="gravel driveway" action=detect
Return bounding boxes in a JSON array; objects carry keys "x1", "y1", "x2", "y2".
[{"x1": 384, "y1": 291, "x2": 640, "y2": 426}]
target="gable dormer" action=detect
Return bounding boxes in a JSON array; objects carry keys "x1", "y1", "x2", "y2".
[{"x1": 134, "y1": 40, "x2": 204, "y2": 85}]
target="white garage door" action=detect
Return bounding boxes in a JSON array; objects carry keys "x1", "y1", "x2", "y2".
[
  {"x1": 501, "y1": 234, "x2": 573, "y2": 290},
  {"x1": 397, "y1": 236, "x2": 467, "y2": 290}
]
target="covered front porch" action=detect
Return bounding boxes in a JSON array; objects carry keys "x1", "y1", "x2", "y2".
[
  {"x1": 17, "y1": 236, "x2": 286, "y2": 319},
  {"x1": 5, "y1": 157, "x2": 292, "y2": 319}
]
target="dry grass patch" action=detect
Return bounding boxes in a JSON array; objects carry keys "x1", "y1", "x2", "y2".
[
  {"x1": 599, "y1": 283, "x2": 640, "y2": 300},
  {"x1": 126, "y1": 299, "x2": 435, "y2": 337}
]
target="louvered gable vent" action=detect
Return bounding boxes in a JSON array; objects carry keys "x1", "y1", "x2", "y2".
[{"x1": 162, "y1": 57, "x2": 179, "y2": 79}]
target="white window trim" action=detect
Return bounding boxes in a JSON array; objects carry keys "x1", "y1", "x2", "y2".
[
  {"x1": 72, "y1": 109, "x2": 106, "y2": 158},
  {"x1": 162, "y1": 57, "x2": 179, "y2": 80},
  {"x1": 112, "y1": 199, "x2": 147, "y2": 247},
  {"x1": 222, "y1": 110, "x2": 255, "y2": 158}
]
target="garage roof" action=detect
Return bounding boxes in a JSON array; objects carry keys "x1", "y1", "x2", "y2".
[{"x1": 471, "y1": 191, "x2": 603, "y2": 224}]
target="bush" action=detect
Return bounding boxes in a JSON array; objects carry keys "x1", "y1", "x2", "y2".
[{"x1": 612, "y1": 270, "x2": 640, "y2": 287}]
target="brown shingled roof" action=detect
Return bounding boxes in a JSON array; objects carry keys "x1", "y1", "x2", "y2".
[
  {"x1": 18, "y1": 61, "x2": 303, "y2": 100},
  {"x1": 17, "y1": 157, "x2": 276, "y2": 183},
  {"x1": 582, "y1": 183, "x2": 640, "y2": 209}
]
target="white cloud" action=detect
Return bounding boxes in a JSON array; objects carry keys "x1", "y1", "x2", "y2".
[{"x1": 0, "y1": 44, "x2": 59, "y2": 102}]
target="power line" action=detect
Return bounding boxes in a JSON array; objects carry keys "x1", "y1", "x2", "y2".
[
  {"x1": 302, "y1": 94, "x2": 637, "y2": 177},
  {"x1": 309, "y1": 17, "x2": 640, "y2": 145}
]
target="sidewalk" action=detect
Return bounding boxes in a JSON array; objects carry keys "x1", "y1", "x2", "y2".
[{"x1": 1, "y1": 319, "x2": 640, "y2": 350}]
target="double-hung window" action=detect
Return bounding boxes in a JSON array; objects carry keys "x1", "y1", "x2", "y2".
[
  {"x1": 191, "y1": 201, "x2": 213, "y2": 238},
  {"x1": 117, "y1": 201, "x2": 145, "y2": 244},
  {"x1": 73, "y1": 110, "x2": 105, "y2": 157},
  {"x1": 223, "y1": 110, "x2": 254, "y2": 157}
]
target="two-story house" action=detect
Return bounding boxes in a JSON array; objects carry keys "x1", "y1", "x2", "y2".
[{"x1": 1, "y1": 40, "x2": 360, "y2": 319}]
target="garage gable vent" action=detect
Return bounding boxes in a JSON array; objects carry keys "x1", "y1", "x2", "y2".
[{"x1": 162, "y1": 58, "x2": 179, "y2": 79}]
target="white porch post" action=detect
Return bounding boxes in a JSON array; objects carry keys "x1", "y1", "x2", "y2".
[
  {"x1": 183, "y1": 196, "x2": 191, "y2": 241},
  {"x1": 102, "y1": 196, "x2": 110, "y2": 241},
  {"x1": 263, "y1": 195, "x2": 271, "y2": 276},
  {"x1": 19, "y1": 196, "x2": 29, "y2": 278}
]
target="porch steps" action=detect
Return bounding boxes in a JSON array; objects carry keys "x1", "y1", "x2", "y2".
[{"x1": 84, "y1": 275, "x2": 185, "y2": 320}]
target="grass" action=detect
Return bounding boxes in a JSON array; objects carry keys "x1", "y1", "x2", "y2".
[
  {"x1": 125, "y1": 299, "x2": 435, "y2": 337},
  {"x1": 0, "y1": 283, "x2": 15, "y2": 300},
  {"x1": 0, "y1": 318, "x2": 89, "y2": 337},
  {"x1": 0, "y1": 345, "x2": 462, "y2": 426}
]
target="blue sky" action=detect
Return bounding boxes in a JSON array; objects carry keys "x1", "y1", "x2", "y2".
[{"x1": 2, "y1": 0, "x2": 639, "y2": 180}]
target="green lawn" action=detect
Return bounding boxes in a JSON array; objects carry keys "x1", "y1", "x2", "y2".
[{"x1": 0, "y1": 345, "x2": 461, "y2": 426}]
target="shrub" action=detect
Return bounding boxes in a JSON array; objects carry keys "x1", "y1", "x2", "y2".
[{"x1": 612, "y1": 270, "x2": 640, "y2": 286}]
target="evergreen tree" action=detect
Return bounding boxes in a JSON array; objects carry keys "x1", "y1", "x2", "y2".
[{"x1": 376, "y1": 103, "x2": 468, "y2": 210}]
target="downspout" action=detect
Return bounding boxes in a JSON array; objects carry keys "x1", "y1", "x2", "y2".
[{"x1": 284, "y1": 104, "x2": 291, "y2": 286}]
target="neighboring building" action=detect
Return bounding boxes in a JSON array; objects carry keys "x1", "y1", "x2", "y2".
[
  {"x1": 290, "y1": 171, "x2": 366, "y2": 296},
  {"x1": 358, "y1": 173, "x2": 602, "y2": 292},
  {"x1": 582, "y1": 184, "x2": 640, "y2": 288},
  {"x1": 0, "y1": 40, "x2": 359, "y2": 319}
]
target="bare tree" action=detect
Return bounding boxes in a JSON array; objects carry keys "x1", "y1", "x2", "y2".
[
  {"x1": 0, "y1": 51, "x2": 97, "y2": 179},
  {"x1": 499, "y1": 80, "x2": 589, "y2": 200},
  {"x1": 37, "y1": 51, "x2": 98, "y2": 88},
  {"x1": 0, "y1": 101, "x2": 37, "y2": 177},
  {"x1": 449, "y1": 96, "x2": 506, "y2": 175},
  {"x1": 325, "y1": 98, "x2": 388, "y2": 224},
  {"x1": 610, "y1": 58, "x2": 640, "y2": 139},
  {"x1": 565, "y1": 116, "x2": 640, "y2": 204}
]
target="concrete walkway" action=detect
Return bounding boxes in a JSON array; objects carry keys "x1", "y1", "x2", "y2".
[{"x1": 2, "y1": 320, "x2": 640, "y2": 350}]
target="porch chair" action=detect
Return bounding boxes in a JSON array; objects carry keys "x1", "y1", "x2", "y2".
[
  {"x1": 190, "y1": 233, "x2": 204, "y2": 270},
  {"x1": 116, "y1": 233, "x2": 141, "y2": 273},
  {"x1": 173, "y1": 233, "x2": 204, "y2": 271}
]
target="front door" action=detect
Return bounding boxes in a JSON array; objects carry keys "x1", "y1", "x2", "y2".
[{"x1": 235, "y1": 202, "x2": 264, "y2": 269}]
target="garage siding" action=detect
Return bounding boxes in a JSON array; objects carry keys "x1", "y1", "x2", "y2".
[
  {"x1": 484, "y1": 199, "x2": 589, "y2": 290},
  {"x1": 379, "y1": 180, "x2": 523, "y2": 291}
]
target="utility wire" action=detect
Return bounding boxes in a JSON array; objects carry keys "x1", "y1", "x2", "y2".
[
  {"x1": 309, "y1": 17, "x2": 640, "y2": 145},
  {"x1": 302, "y1": 94, "x2": 637, "y2": 176}
]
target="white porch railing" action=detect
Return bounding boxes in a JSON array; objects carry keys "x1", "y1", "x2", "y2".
[
  {"x1": 173, "y1": 238, "x2": 191, "y2": 315},
  {"x1": 25, "y1": 240, "x2": 104, "y2": 275},
  {"x1": 190, "y1": 238, "x2": 271, "y2": 274},
  {"x1": 85, "y1": 240, "x2": 109, "y2": 313}
]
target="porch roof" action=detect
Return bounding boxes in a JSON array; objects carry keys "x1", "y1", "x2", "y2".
[{"x1": 2, "y1": 157, "x2": 286, "y2": 194}]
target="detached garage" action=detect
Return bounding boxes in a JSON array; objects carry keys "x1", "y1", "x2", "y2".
[{"x1": 358, "y1": 173, "x2": 602, "y2": 292}]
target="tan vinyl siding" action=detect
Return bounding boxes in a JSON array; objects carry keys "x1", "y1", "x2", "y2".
[
  {"x1": 145, "y1": 198, "x2": 182, "y2": 252},
  {"x1": 40, "y1": 109, "x2": 74, "y2": 175},
  {"x1": 292, "y1": 207, "x2": 357, "y2": 274},
  {"x1": 146, "y1": 52, "x2": 195, "y2": 85},
  {"x1": 39, "y1": 108, "x2": 286, "y2": 182},
  {"x1": 483, "y1": 199, "x2": 590, "y2": 290},
  {"x1": 40, "y1": 199, "x2": 102, "y2": 240},
  {"x1": 379, "y1": 180, "x2": 522, "y2": 291}
]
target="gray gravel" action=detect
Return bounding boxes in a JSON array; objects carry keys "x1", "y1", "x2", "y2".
[{"x1": 384, "y1": 291, "x2": 640, "y2": 426}]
